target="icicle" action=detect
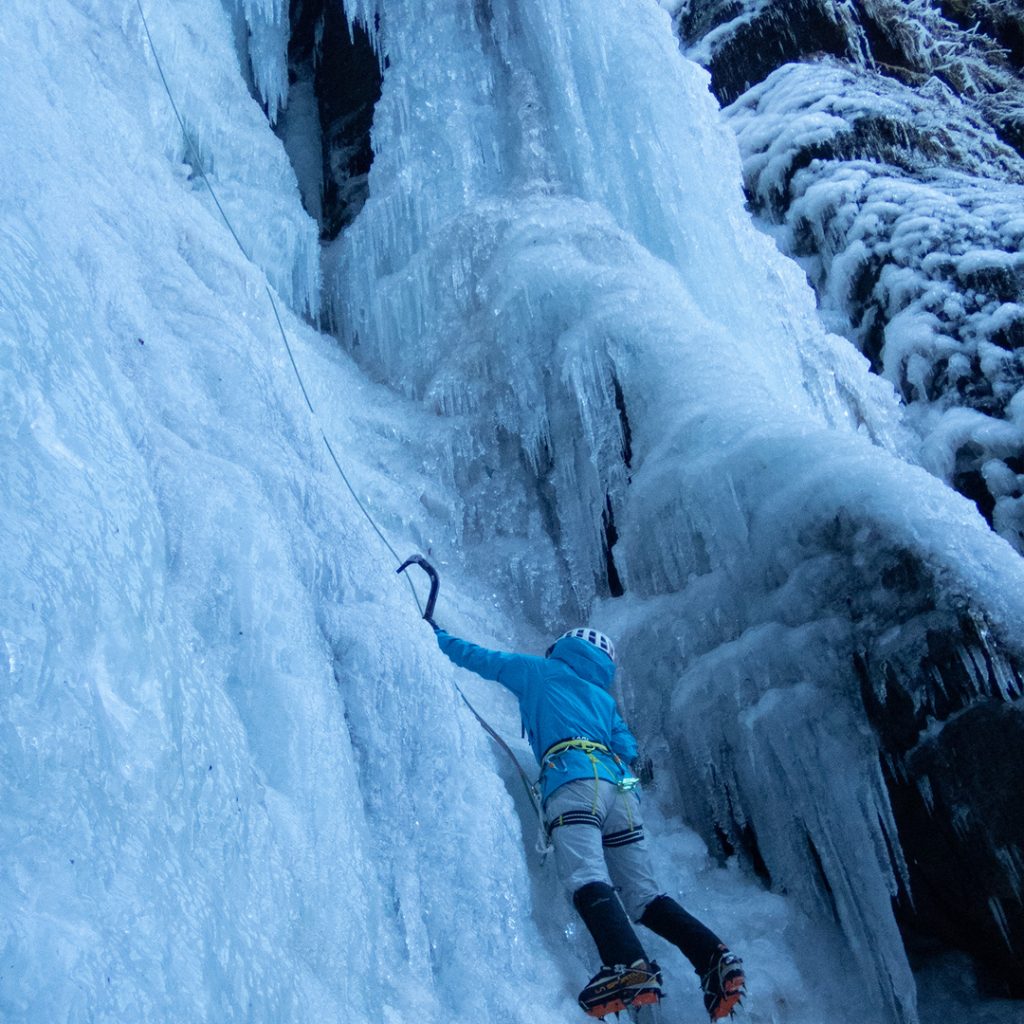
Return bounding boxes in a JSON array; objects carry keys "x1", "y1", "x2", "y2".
[
  {"x1": 995, "y1": 846, "x2": 1023, "y2": 905},
  {"x1": 916, "y1": 774, "x2": 934, "y2": 815},
  {"x1": 228, "y1": 0, "x2": 290, "y2": 123},
  {"x1": 989, "y1": 897, "x2": 1015, "y2": 952}
]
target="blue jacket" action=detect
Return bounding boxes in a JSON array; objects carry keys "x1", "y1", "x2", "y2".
[{"x1": 435, "y1": 630, "x2": 638, "y2": 802}]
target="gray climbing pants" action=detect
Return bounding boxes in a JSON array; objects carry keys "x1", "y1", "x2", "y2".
[{"x1": 543, "y1": 777, "x2": 662, "y2": 921}]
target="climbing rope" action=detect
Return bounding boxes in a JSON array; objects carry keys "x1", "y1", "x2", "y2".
[
  {"x1": 134, "y1": 0, "x2": 419, "y2": 611},
  {"x1": 136, "y1": 0, "x2": 547, "y2": 851}
]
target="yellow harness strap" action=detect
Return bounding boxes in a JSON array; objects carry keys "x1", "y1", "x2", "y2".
[
  {"x1": 541, "y1": 738, "x2": 625, "y2": 812},
  {"x1": 542, "y1": 738, "x2": 613, "y2": 763}
]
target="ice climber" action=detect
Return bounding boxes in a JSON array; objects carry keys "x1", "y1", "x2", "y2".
[{"x1": 434, "y1": 625, "x2": 746, "y2": 1020}]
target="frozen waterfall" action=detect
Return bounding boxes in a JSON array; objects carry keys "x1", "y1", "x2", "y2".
[{"x1": 2, "y1": 1, "x2": 1022, "y2": 1023}]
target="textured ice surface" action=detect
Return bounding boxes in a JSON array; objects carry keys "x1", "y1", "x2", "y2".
[
  {"x1": 329, "y1": 2, "x2": 1024, "y2": 1022},
  {"x1": 137, "y1": 0, "x2": 320, "y2": 318},
  {"x1": 0, "y1": 2, "x2": 713, "y2": 1022},
  {"x1": 722, "y1": 58, "x2": 1024, "y2": 551},
  {"x1": 1, "y1": 4, "x2": 551, "y2": 1021},
  {"x1": 3, "y1": 2, "x2": 1024, "y2": 1024}
]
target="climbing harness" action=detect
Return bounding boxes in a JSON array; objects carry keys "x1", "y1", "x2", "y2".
[
  {"x1": 138, "y1": 2, "x2": 547, "y2": 857},
  {"x1": 541, "y1": 738, "x2": 641, "y2": 839},
  {"x1": 542, "y1": 737, "x2": 613, "y2": 765},
  {"x1": 541, "y1": 738, "x2": 641, "y2": 793}
]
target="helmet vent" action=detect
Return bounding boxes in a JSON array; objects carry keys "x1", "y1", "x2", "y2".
[{"x1": 555, "y1": 628, "x2": 616, "y2": 663}]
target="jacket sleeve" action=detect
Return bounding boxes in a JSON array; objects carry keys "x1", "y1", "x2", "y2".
[
  {"x1": 610, "y1": 709, "x2": 639, "y2": 763},
  {"x1": 435, "y1": 630, "x2": 536, "y2": 698}
]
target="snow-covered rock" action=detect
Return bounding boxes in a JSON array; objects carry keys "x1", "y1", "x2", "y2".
[{"x1": 682, "y1": 0, "x2": 1024, "y2": 558}]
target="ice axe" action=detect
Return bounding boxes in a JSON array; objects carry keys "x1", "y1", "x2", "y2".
[{"x1": 397, "y1": 554, "x2": 440, "y2": 629}]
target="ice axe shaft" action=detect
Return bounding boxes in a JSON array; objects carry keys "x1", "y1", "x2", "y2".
[{"x1": 397, "y1": 555, "x2": 440, "y2": 628}]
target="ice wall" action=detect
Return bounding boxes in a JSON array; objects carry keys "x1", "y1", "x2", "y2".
[
  {"x1": 1, "y1": 3, "x2": 573, "y2": 1021},
  {"x1": 4, "y1": 0, "x2": 1023, "y2": 1021},
  {"x1": 326, "y1": 1, "x2": 1024, "y2": 1020}
]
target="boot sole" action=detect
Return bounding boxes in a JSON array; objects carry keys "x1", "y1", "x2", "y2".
[
  {"x1": 631, "y1": 990, "x2": 660, "y2": 1008},
  {"x1": 709, "y1": 983, "x2": 744, "y2": 1020},
  {"x1": 585, "y1": 989, "x2": 661, "y2": 1018}
]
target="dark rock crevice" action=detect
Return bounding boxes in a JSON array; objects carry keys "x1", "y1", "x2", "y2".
[
  {"x1": 282, "y1": 0, "x2": 382, "y2": 240},
  {"x1": 612, "y1": 374, "x2": 633, "y2": 474},
  {"x1": 886, "y1": 701, "x2": 1024, "y2": 997},
  {"x1": 853, "y1": 609, "x2": 1024, "y2": 996},
  {"x1": 601, "y1": 495, "x2": 624, "y2": 598},
  {"x1": 681, "y1": 0, "x2": 854, "y2": 105}
]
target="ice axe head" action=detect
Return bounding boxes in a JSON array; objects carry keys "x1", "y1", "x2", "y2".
[{"x1": 396, "y1": 554, "x2": 440, "y2": 629}]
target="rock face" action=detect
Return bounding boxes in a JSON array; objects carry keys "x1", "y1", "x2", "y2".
[
  {"x1": 680, "y1": 0, "x2": 1024, "y2": 554},
  {"x1": 891, "y1": 700, "x2": 1024, "y2": 994},
  {"x1": 678, "y1": 0, "x2": 1024, "y2": 994},
  {"x1": 856, "y1": 612, "x2": 1024, "y2": 996}
]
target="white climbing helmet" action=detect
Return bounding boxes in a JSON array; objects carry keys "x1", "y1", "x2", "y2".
[{"x1": 551, "y1": 627, "x2": 616, "y2": 663}]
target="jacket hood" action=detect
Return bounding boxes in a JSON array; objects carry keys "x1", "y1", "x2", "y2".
[{"x1": 549, "y1": 636, "x2": 616, "y2": 690}]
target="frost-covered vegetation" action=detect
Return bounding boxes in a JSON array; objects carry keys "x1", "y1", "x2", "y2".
[{"x1": 680, "y1": 0, "x2": 1024, "y2": 552}]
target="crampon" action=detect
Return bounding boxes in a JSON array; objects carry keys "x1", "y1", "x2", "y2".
[
  {"x1": 700, "y1": 949, "x2": 745, "y2": 1020},
  {"x1": 579, "y1": 960, "x2": 662, "y2": 1018}
]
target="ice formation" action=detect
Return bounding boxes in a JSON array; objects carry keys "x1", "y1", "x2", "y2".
[
  {"x1": 677, "y1": 0, "x2": 1024, "y2": 553},
  {"x1": 2, "y1": 1, "x2": 1022, "y2": 1024},
  {"x1": 328, "y1": 0, "x2": 1024, "y2": 1019},
  {"x1": 4, "y1": 2, "x2": 581, "y2": 1019},
  {"x1": 725, "y1": 61, "x2": 1024, "y2": 550}
]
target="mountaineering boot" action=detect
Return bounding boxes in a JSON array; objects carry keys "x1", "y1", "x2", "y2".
[
  {"x1": 578, "y1": 959, "x2": 662, "y2": 1018},
  {"x1": 699, "y1": 947, "x2": 745, "y2": 1020},
  {"x1": 573, "y1": 881, "x2": 648, "y2": 970},
  {"x1": 573, "y1": 882, "x2": 661, "y2": 1017},
  {"x1": 638, "y1": 894, "x2": 724, "y2": 969},
  {"x1": 638, "y1": 895, "x2": 745, "y2": 1019}
]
